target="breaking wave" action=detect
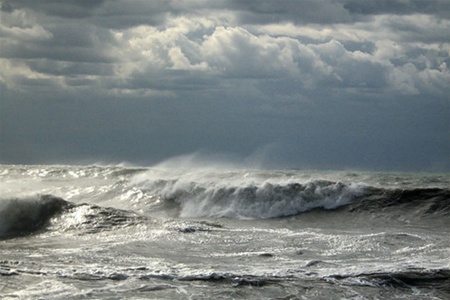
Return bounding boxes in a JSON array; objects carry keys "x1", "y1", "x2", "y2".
[
  {"x1": 0, "y1": 195, "x2": 72, "y2": 239},
  {"x1": 132, "y1": 172, "x2": 449, "y2": 219},
  {"x1": 156, "y1": 180, "x2": 366, "y2": 219},
  {"x1": 0, "y1": 194, "x2": 145, "y2": 239}
]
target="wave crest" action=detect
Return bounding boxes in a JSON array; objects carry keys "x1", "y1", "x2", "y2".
[
  {"x1": 0, "y1": 195, "x2": 72, "y2": 239},
  {"x1": 156, "y1": 180, "x2": 366, "y2": 219}
]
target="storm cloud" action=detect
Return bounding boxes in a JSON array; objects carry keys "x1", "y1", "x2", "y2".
[{"x1": 1, "y1": 0, "x2": 449, "y2": 171}]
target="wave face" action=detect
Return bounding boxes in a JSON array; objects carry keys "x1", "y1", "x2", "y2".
[
  {"x1": 347, "y1": 187, "x2": 450, "y2": 216},
  {"x1": 0, "y1": 194, "x2": 72, "y2": 239},
  {"x1": 0, "y1": 195, "x2": 148, "y2": 239}
]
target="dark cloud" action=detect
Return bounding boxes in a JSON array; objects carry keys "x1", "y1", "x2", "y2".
[
  {"x1": 0, "y1": 44, "x2": 114, "y2": 64},
  {"x1": 0, "y1": 0, "x2": 449, "y2": 171},
  {"x1": 6, "y1": 0, "x2": 107, "y2": 18},
  {"x1": 382, "y1": 14, "x2": 450, "y2": 44},
  {"x1": 121, "y1": 69, "x2": 219, "y2": 93},
  {"x1": 0, "y1": 1, "x2": 13, "y2": 12},
  {"x1": 3, "y1": 0, "x2": 449, "y2": 28},
  {"x1": 0, "y1": 0, "x2": 170, "y2": 30},
  {"x1": 92, "y1": 0, "x2": 171, "y2": 28},
  {"x1": 229, "y1": 0, "x2": 354, "y2": 24},
  {"x1": 27, "y1": 60, "x2": 115, "y2": 77},
  {"x1": 226, "y1": 0, "x2": 450, "y2": 25},
  {"x1": 344, "y1": 0, "x2": 450, "y2": 18}
]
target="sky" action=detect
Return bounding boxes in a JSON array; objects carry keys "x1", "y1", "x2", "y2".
[{"x1": 0, "y1": 0, "x2": 449, "y2": 171}]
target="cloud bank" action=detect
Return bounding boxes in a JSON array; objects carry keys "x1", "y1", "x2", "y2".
[{"x1": 1, "y1": 0, "x2": 449, "y2": 171}]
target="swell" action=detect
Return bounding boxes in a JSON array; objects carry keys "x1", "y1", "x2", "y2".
[
  {"x1": 347, "y1": 187, "x2": 450, "y2": 216},
  {"x1": 327, "y1": 268, "x2": 450, "y2": 292},
  {"x1": 132, "y1": 268, "x2": 450, "y2": 294}
]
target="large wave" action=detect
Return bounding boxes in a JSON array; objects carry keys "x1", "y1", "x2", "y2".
[
  {"x1": 0, "y1": 195, "x2": 72, "y2": 239},
  {"x1": 0, "y1": 194, "x2": 145, "y2": 239},
  {"x1": 132, "y1": 173, "x2": 450, "y2": 219},
  {"x1": 133, "y1": 178, "x2": 367, "y2": 219}
]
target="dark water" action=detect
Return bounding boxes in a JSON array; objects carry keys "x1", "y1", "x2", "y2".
[{"x1": 1, "y1": 164, "x2": 449, "y2": 299}]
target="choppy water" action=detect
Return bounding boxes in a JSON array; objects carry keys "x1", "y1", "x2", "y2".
[{"x1": 1, "y1": 164, "x2": 449, "y2": 299}]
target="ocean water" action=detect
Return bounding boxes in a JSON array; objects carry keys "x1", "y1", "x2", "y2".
[{"x1": 0, "y1": 164, "x2": 449, "y2": 299}]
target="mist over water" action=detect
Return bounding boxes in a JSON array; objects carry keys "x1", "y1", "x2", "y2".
[{"x1": 1, "y1": 162, "x2": 449, "y2": 299}]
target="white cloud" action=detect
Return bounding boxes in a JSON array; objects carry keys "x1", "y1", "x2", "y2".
[
  {"x1": 249, "y1": 14, "x2": 450, "y2": 96},
  {"x1": 0, "y1": 1, "x2": 448, "y2": 97},
  {"x1": 389, "y1": 63, "x2": 421, "y2": 95},
  {"x1": 0, "y1": 59, "x2": 64, "y2": 91},
  {"x1": 1, "y1": 0, "x2": 449, "y2": 170},
  {"x1": 111, "y1": 23, "x2": 334, "y2": 89},
  {"x1": 0, "y1": 8, "x2": 53, "y2": 41},
  {"x1": 201, "y1": 26, "x2": 301, "y2": 77}
]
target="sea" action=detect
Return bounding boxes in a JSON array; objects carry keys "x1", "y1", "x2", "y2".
[{"x1": 0, "y1": 163, "x2": 449, "y2": 299}]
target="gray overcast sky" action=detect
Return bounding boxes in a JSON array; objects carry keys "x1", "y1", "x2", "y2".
[{"x1": 1, "y1": 0, "x2": 449, "y2": 171}]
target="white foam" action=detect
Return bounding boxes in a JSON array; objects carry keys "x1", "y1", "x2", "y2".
[{"x1": 130, "y1": 166, "x2": 367, "y2": 219}]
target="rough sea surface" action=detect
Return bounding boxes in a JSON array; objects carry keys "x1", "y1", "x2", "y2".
[{"x1": 1, "y1": 164, "x2": 449, "y2": 299}]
